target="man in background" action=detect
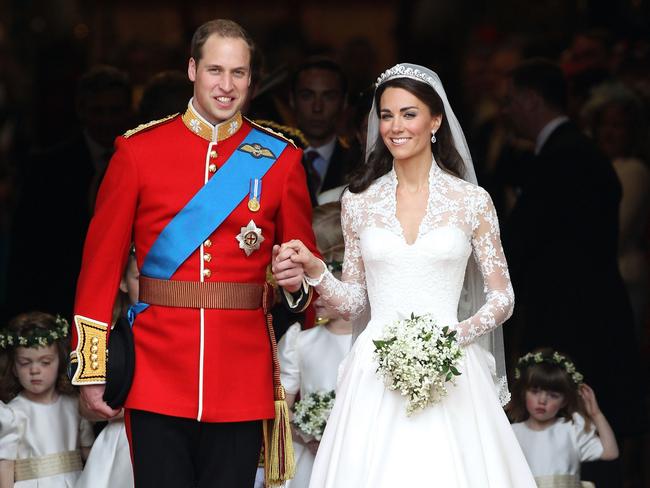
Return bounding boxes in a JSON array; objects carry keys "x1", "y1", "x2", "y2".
[
  {"x1": 6, "y1": 66, "x2": 133, "y2": 320},
  {"x1": 290, "y1": 57, "x2": 355, "y2": 204}
]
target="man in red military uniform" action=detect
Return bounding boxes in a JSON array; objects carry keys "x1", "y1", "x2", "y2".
[{"x1": 70, "y1": 19, "x2": 317, "y2": 488}]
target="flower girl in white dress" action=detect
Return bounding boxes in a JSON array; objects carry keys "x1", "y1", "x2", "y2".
[
  {"x1": 278, "y1": 202, "x2": 352, "y2": 488},
  {"x1": 273, "y1": 63, "x2": 536, "y2": 487},
  {"x1": 0, "y1": 313, "x2": 94, "y2": 488},
  {"x1": 508, "y1": 349, "x2": 619, "y2": 488},
  {"x1": 76, "y1": 251, "x2": 138, "y2": 488}
]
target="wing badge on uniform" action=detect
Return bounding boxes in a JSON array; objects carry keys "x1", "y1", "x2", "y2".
[{"x1": 238, "y1": 142, "x2": 276, "y2": 159}]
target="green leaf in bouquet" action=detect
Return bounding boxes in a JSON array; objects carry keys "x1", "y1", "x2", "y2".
[
  {"x1": 374, "y1": 337, "x2": 396, "y2": 349},
  {"x1": 450, "y1": 365, "x2": 460, "y2": 376}
]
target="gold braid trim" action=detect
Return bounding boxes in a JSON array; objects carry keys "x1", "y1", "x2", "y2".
[
  {"x1": 71, "y1": 315, "x2": 108, "y2": 385},
  {"x1": 123, "y1": 113, "x2": 179, "y2": 138},
  {"x1": 247, "y1": 118, "x2": 299, "y2": 149}
]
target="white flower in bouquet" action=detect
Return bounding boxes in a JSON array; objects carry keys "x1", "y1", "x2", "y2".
[
  {"x1": 292, "y1": 390, "x2": 336, "y2": 441},
  {"x1": 373, "y1": 313, "x2": 463, "y2": 415}
]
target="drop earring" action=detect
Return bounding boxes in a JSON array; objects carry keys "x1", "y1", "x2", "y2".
[{"x1": 431, "y1": 132, "x2": 437, "y2": 144}]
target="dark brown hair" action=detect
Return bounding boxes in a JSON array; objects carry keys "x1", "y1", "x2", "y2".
[
  {"x1": 510, "y1": 58, "x2": 568, "y2": 112},
  {"x1": 506, "y1": 348, "x2": 590, "y2": 430},
  {"x1": 190, "y1": 19, "x2": 255, "y2": 65},
  {"x1": 0, "y1": 312, "x2": 75, "y2": 402},
  {"x1": 291, "y1": 57, "x2": 348, "y2": 97},
  {"x1": 348, "y1": 77, "x2": 465, "y2": 193}
]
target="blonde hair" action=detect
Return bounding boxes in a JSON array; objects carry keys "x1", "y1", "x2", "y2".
[{"x1": 312, "y1": 202, "x2": 344, "y2": 265}]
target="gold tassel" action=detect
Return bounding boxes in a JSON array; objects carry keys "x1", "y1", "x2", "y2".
[
  {"x1": 263, "y1": 385, "x2": 295, "y2": 486},
  {"x1": 262, "y1": 297, "x2": 297, "y2": 487}
]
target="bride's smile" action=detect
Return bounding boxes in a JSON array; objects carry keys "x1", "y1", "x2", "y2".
[{"x1": 379, "y1": 87, "x2": 441, "y2": 164}]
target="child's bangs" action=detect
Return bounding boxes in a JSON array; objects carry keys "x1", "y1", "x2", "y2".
[{"x1": 526, "y1": 363, "x2": 572, "y2": 393}]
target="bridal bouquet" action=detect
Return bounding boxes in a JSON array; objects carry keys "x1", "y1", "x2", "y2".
[
  {"x1": 373, "y1": 313, "x2": 463, "y2": 415},
  {"x1": 292, "y1": 390, "x2": 336, "y2": 441}
]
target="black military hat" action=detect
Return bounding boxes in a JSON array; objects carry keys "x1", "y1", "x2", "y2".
[{"x1": 103, "y1": 316, "x2": 135, "y2": 409}]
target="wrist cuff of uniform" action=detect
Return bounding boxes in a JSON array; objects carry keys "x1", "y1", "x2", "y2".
[
  {"x1": 304, "y1": 259, "x2": 327, "y2": 287},
  {"x1": 282, "y1": 279, "x2": 313, "y2": 312},
  {"x1": 70, "y1": 315, "x2": 108, "y2": 385}
]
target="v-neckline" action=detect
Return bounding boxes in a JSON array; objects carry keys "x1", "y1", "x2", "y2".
[{"x1": 391, "y1": 162, "x2": 436, "y2": 246}]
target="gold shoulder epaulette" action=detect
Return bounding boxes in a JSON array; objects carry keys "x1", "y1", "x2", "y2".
[
  {"x1": 123, "y1": 113, "x2": 179, "y2": 138},
  {"x1": 248, "y1": 118, "x2": 299, "y2": 149}
]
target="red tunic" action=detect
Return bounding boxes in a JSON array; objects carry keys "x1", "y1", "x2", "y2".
[{"x1": 71, "y1": 107, "x2": 317, "y2": 422}]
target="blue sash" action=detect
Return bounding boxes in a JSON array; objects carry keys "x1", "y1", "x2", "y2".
[{"x1": 128, "y1": 127, "x2": 287, "y2": 322}]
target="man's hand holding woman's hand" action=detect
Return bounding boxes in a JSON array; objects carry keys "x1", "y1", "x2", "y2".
[{"x1": 272, "y1": 240, "x2": 324, "y2": 289}]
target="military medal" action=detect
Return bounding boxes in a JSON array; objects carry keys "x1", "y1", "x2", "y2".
[
  {"x1": 248, "y1": 178, "x2": 262, "y2": 212},
  {"x1": 236, "y1": 220, "x2": 265, "y2": 256}
]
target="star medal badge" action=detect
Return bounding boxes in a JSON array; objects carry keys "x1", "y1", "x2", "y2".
[
  {"x1": 236, "y1": 220, "x2": 265, "y2": 256},
  {"x1": 248, "y1": 178, "x2": 262, "y2": 212}
]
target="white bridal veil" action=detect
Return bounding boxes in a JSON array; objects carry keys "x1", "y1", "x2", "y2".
[{"x1": 359, "y1": 63, "x2": 510, "y2": 404}]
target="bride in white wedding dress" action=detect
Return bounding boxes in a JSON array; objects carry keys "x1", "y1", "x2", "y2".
[{"x1": 273, "y1": 64, "x2": 536, "y2": 487}]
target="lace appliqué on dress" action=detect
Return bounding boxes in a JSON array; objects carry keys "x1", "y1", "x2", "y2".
[{"x1": 315, "y1": 162, "x2": 514, "y2": 347}]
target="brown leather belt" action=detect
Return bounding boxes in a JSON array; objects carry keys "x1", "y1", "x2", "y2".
[{"x1": 139, "y1": 276, "x2": 272, "y2": 310}]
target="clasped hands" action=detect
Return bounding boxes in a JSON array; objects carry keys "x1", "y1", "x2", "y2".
[{"x1": 272, "y1": 239, "x2": 323, "y2": 291}]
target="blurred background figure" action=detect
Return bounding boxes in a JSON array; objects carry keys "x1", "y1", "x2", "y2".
[
  {"x1": 137, "y1": 70, "x2": 193, "y2": 124},
  {"x1": 290, "y1": 57, "x2": 355, "y2": 205},
  {"x1": 581, "y1": 82, "x2": 650, "y2": 343},
  {"x1": 5, "y1": 65, "x2": 133, "y2": 321},
  {"x1": 465, "y1": 35, "x2": 534, "y2": 220},
  {"x1": 337, "y1": 37, "x2": 378, "y2": 107},
  {"x1": 502, "y1": 58, "x2": 646, "y2": 488},
  {"x1": 561, "y1": 29, "x2": 614, "y2": 119}
]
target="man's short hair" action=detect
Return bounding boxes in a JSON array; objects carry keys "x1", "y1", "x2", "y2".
[
  {"x1": 511, "y1": 58, "x2": 568, "y2": 111},
  {"x1": 190, "y1": 19, "x2": 255, "y2": 64},
  {"x1": 76, "y1": 65, "x2": 131, "y2": 105},
  {"x1": 291, "y1": 57, "x2": 348, "y2": 96},
  {"x1": 139, "y1": 70, "x2": 193, "y2": 122}
]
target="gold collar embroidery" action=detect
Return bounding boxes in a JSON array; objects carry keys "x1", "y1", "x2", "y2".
[{"x1": 182, "y1": 100, "x2": 243, "y2": 142}]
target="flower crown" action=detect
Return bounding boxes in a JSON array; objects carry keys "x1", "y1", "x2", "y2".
[
  {"x1": 0, "y1": 315, "x2": 70, "y2": 349},
  {"x1": 514, "y1": 351, "x2": 584, "y2": 387},
  {"x1": 376, "y1": 64, "x2": 435, "y2": 88}
]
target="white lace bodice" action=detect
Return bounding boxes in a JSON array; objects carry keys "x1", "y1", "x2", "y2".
[{"x1": 316, "y1": 161, "x2": 514, "y2": 345}]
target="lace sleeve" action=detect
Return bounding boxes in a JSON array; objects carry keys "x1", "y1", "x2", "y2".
[
  {"x1": 454, "y1": 189, "x2": 514, "y2": 345},
  {"x1": 315, "y1": 192, "x2": 368, "y2": 321}
]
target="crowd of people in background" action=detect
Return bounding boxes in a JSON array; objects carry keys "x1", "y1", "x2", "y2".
[{"x1": 0, "y1": 18, "x2": 648, "y2": 488}]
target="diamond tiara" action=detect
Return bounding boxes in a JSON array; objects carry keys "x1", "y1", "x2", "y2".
[{"x1": 376, "y1": 64, "x2": 435, "y2": 88}]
